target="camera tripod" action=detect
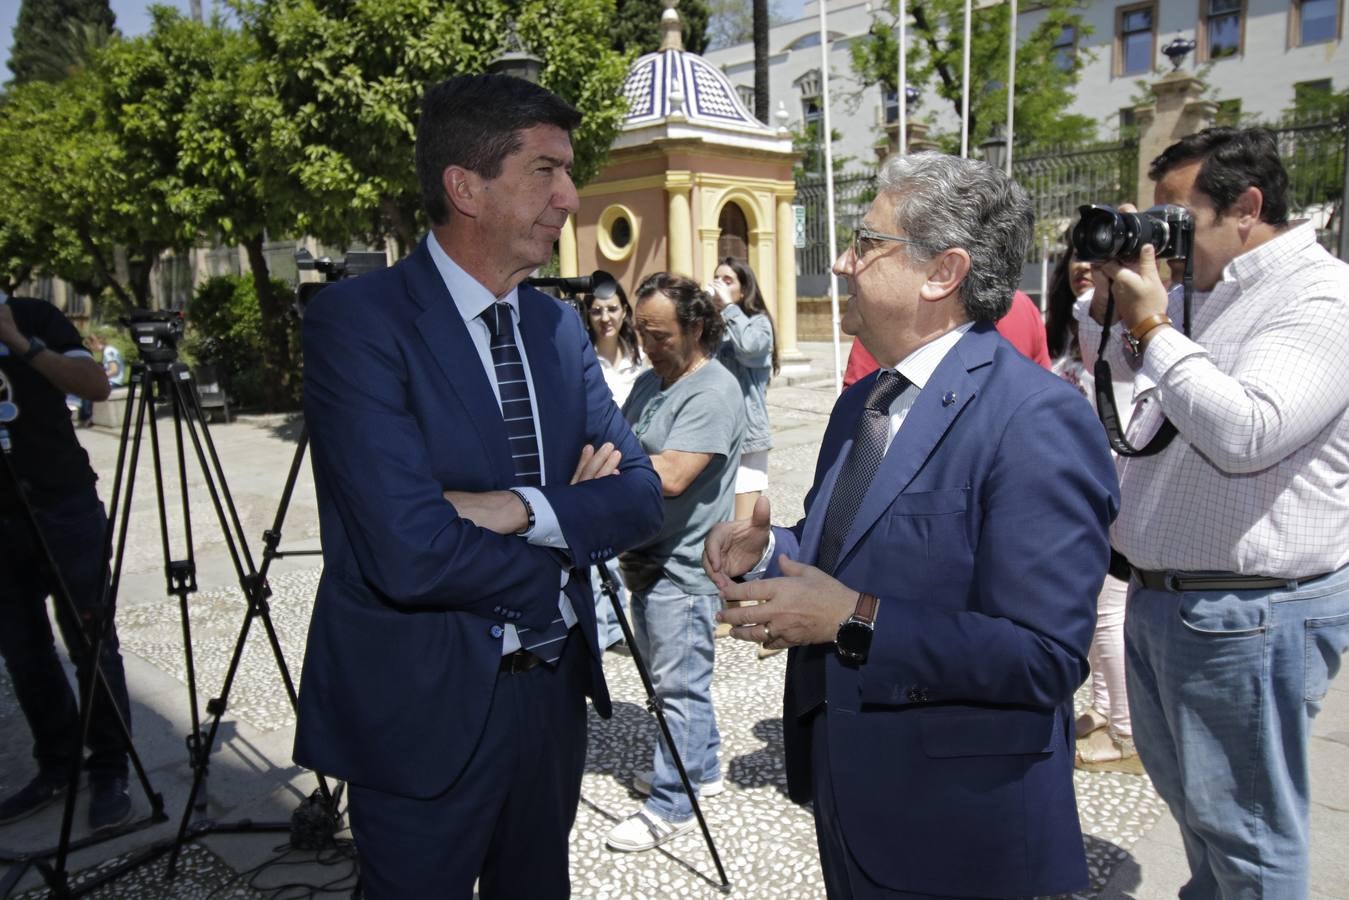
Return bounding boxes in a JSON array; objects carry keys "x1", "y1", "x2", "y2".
[
  {"x1": 0, "y1": 420, "x2": 165, "y2": 899},
  {"x1": 86, "y1": 351, "x2": 339, "y2": 883}
]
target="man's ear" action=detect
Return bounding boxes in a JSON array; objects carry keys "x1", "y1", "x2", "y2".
[
  {"x1": 919, "y1": 248, "x2": 971, "y2": 302},
  {"x1": 1232, "y1": 185, "x2": 1264, "y2": 230},
  {"x1": 443, "y1": 166, "x2": 481, "y2": 219}
]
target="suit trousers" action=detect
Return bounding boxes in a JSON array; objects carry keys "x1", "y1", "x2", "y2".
[{"x1": 347, "y1": 633, "x2": 589, "y2": 900}]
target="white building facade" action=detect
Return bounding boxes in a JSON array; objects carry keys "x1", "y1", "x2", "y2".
[{"x1": 704, "y1": 0, "x2": 1346, "y2": 168}]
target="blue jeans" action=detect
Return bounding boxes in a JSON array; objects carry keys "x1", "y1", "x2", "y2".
[
  {"x1": 629, "y1": 578, "x2": 721, "y2": 823},
  {"x1": 1125, "y1": 564, "x2": 1349, "y2": 899},
  {"x1": 0, "y1": 488, "x2": 132, "y2": 779},
  {"x1": 590, "y1": 559, "x2": 627, "y2": 649}
]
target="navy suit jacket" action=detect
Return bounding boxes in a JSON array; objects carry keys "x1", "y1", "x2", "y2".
[
  {"x1": 293, "y1": 240, "x2": 663, "y2": 799},
  {"x1": 773, "y1": 323, "x2": 1118, "y2": 897}
]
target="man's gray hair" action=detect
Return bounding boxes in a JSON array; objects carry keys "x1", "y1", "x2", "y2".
[{"x1": 877, "y1": 152, "x2": 1034, "y2": 322}]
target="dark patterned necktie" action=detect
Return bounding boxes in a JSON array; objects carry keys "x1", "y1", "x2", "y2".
[
  {"x1": 815, "y1": 370, "x2": 910, "y2": 575},
  {"x1": 482, "y1": 302, "x2": 568, "y2": 663},
  {"x1": 792, "y1": 370, "x2": 908, "y2": 717}
]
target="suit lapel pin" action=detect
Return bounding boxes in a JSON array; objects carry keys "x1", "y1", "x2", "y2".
[{"x1": 942, "y1": 391, "x2": 957, "y2": 407}]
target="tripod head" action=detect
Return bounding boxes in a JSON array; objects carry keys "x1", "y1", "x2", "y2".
[
  {"x1": 294, "y1": 248, "x2": 389, "y2": 318},
  {"x1": 121, "y1": 309, "x2": 185, "y2": 372}
]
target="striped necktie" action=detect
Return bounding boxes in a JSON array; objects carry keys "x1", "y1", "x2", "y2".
[
  {"x1": 793, "y1": 370, "x2": 909, "y2": 717},
  {"x1": 482, "y1": 302, "x2": 569, "y2": 664}
]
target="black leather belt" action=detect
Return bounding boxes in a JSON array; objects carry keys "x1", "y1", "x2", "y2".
[
  {"x1": 499, "y1": 649, "x2": 545, "y2": 674},
  {"x1": 1133, "y1": 568, "x2": 1326, "y2": 592}
]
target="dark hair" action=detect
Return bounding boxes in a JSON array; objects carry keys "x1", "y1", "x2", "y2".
[
  {"x1": 415, "y1": 73, "x2": 582, "y2": 226},
  {"x1": 584, "y1": 282, "x2": 641, "y2": 366},
  {"x1": 717, "y1": 257, "x2": 780, "y2": 375},
  {"x1": 1044, "y1": 232, "x2": 1080, "y2": 361},
  {"x1": 1148, "y1": 127, "x2": 1290, "y2": 225},
  {"x1": 635, "y1": 272, "x2": 724, "y2": 356}
]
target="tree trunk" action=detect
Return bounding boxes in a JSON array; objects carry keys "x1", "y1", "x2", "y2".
[
  {"x1": 243, "y1": 233, "x2": 293, "y2": 411},
  {"x1": 753, "y1": 0, "x2": 769, "y2": 124}
]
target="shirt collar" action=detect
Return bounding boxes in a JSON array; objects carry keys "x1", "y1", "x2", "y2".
[
  {"x1": 1221, "y1": 220, "x2": 1316, "y2": 290},
  {"x1": 887, "y1": 322, "x2": 974, "y2": 391},
  {"x1": 424, "y1": 233, "x2": 519, "y2": 324}
]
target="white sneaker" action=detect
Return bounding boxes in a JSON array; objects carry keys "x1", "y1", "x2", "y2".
[
  {"x1": 632, "y1": 770, "x2": 725, "y2": 798},
  {"x1": 605, "y1": 809, "x2": 696, "y2": 852}
]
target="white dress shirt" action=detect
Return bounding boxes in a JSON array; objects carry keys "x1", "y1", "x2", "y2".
[
  {"x1": 1077, "y1": 222, "x2": 1349, "y2": 578},
  {"x1": 425, "y1": 235, "x2": 576, "y2": 651}
]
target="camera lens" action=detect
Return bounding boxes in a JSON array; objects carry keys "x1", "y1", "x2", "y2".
[{"x1": 1072, "y1": 205, "x2": 1128, "y2": 262}]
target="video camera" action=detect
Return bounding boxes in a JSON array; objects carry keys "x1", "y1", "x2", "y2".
[
  {"x1": 294, "y1": 247, "x2": 389, "y2": 313},
  {"x1": 526, "y1": 270, "x2": 619, "y2": 299},
  {"x1": 122, "y1": 309, "x2": 185, "y2": 365},
  {"x1": 1072, "y1": 203, "x2": 1194, "y2": 263}
]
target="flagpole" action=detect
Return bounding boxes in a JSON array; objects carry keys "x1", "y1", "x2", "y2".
[{"x1": 819, "y1": 0, "x2": 843, "y2": 394}]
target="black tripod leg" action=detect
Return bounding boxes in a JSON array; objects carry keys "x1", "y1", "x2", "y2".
[{"x1": 595, "y1": 564, "x2": 732, "y2": 892}]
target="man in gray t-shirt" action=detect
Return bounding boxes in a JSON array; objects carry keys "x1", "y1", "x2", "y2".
[
  {"x1": 605, "y1": 273, "x2": 746, "y2": 854},
  {"x1": 620, "y1": 362, "x2": 744, "y2": 594}
]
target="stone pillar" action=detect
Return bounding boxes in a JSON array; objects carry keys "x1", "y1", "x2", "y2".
[
  {"x1": 775, "y1": 193, "x2": 804, "y2": 362},
  {"x1": 1135, "y1": 72, "x2": 1217, "y2": 205},
  {"x1": 666, "y1": 174, "x2": 694, "y2": 275},
  {"x1": 559, "y1": 214, "x2": 579, "y2": 278}
]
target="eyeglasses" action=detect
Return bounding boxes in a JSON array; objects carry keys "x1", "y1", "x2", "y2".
[{"x1": 850, "y1": 226, "x2": 927, "y2": 259}]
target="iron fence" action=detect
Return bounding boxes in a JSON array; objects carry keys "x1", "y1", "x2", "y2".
[
  {"x1": 1268, "y1": 114, "x2": 1348, "y2": 259},
  {"x1": 794, "y1": 171, "x2": 877, "y2": 289}
]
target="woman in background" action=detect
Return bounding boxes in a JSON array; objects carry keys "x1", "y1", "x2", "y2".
[
  {"x1": 1046, "y1": 241, "x2": 1141, "y2": 775},
  {"x1": 709, "y1": 257, "x2": 778, "y2": 521},
  {"x1": 584, "y1": 281, "x2": 647, "y2": 649}
]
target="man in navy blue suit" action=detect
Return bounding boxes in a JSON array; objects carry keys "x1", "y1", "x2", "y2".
[
  {"x1": 293, "y1": 74, "x2": 663, "y2": 899},
  {"x1": 707, "y1": 152, "x2": 1119, "y2": 898}
]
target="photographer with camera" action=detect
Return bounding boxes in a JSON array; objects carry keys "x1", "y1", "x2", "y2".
[
  {"x1": 1078, "y1": 127, "x2": 1349, "y2": 897},
  {"x1": 0, "y1": 293, "x2": 133, "y2": 833}
]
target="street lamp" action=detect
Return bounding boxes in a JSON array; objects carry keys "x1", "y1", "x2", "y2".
[
  {"x1": 486, "y1": 21, "x2": 543, "y2": 83},
  {"x1": 1162, "y1": 36, "x2": 1196, "y2": 72},
  {"x1": 979, "y1": 124, "x2": 1008, "y2": 173}
]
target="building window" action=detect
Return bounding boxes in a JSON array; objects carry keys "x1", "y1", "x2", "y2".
[
  {"x1": 795, "y1": 69, "x2": 822, "y2": 127},
  {"x1": 1215, "y1": 98, "x2": 1242, "y2": 126},
  {"x1": 1202, "y1": 0, "x2": 1243, "y2": 60},
  {"x1": 1293, "y1": 0, "x2": 1339, "y2": 46},
  {"x1": 1116, "y1": 4, "x2": 1156, "y2": 76},
  {"x1": 1119, "y1": 106, "x2": 1138, "y2": 138},
  {"x1": 1053, "y1": 25, "x2": 1077, "y2": 72},
  {"x1": 735, "y1": 84, "x2": 755, "y2": 116},
  {"x1": 598, "y1": 205, "x2": 637, "y2": 262},
  {"x1": 883, "y1": 88, "x2": 899, "y2": 124}
]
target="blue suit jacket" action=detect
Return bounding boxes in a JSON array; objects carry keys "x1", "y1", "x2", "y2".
[
  {"x1": 773, "y1": 323, "x2": 1118, "y2": 897},
  {"x1": 292, "y1": 240, "x2": 663, "y2": 799}
]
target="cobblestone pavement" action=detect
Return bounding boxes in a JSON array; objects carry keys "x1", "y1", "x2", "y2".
[{"x1": 0, "y1": 364, "x2": 1176, "y2": 895}]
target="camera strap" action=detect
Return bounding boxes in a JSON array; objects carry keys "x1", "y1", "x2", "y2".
[{"x1": 1092, "y1": 257, "x2": 1193, "y2": 457}]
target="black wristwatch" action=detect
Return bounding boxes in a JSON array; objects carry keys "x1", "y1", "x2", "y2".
[
  {"x1": 835, "y1": 592, "x2": 879, "y2": 664},
  {"x1": 20, "y1": 337, "x2": 47, "y2": 363}
]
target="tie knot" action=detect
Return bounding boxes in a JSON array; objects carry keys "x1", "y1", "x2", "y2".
[
  {"x1": 865, "y1": 370, "x2": 908, "y2": 413},
  {"x1": 482, "y1": 302, "x2": 512, "y2": 338}
]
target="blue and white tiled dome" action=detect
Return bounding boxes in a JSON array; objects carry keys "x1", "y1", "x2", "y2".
[
  {"x1": 623, "y1": 49, "x2": 763, "y2": 131},
  {"x1": 613, "y1": 0, "x2": 790, "y2": 153}
]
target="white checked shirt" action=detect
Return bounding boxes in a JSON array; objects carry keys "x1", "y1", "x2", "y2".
[{"x1": 1077, "y1": 222, "x2": 1349, "y2": 578}]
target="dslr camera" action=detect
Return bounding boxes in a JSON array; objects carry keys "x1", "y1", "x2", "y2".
[{"x1": 1072, "y1": 203, "x2": 1194, "y2": 262}]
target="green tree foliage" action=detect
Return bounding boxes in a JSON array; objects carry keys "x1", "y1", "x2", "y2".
[
  {"x1": 8, "y1": 0, "x2": 116, "y2": 84},
  {"x1": 850, "y1": 0, "x2": 1096, "y2": 154},
  {"x1": 613, "y1": 0, "x2": 709, "y2": 55},
  {"x1": 0, "y1": 68, "x2": 188, "y2": 308},
  {"x1": 96, "y1": 8, "x2": 304, "y2": 408},
  {"x1": 184, "y1": 274, "x2": 299, "y2": 409},
  {"x1": 234, "y1": 0, "x2": 634, "y2": 255},
  {"x1": 705, "y1": 0, "x2": 786, "y2": 51}
]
